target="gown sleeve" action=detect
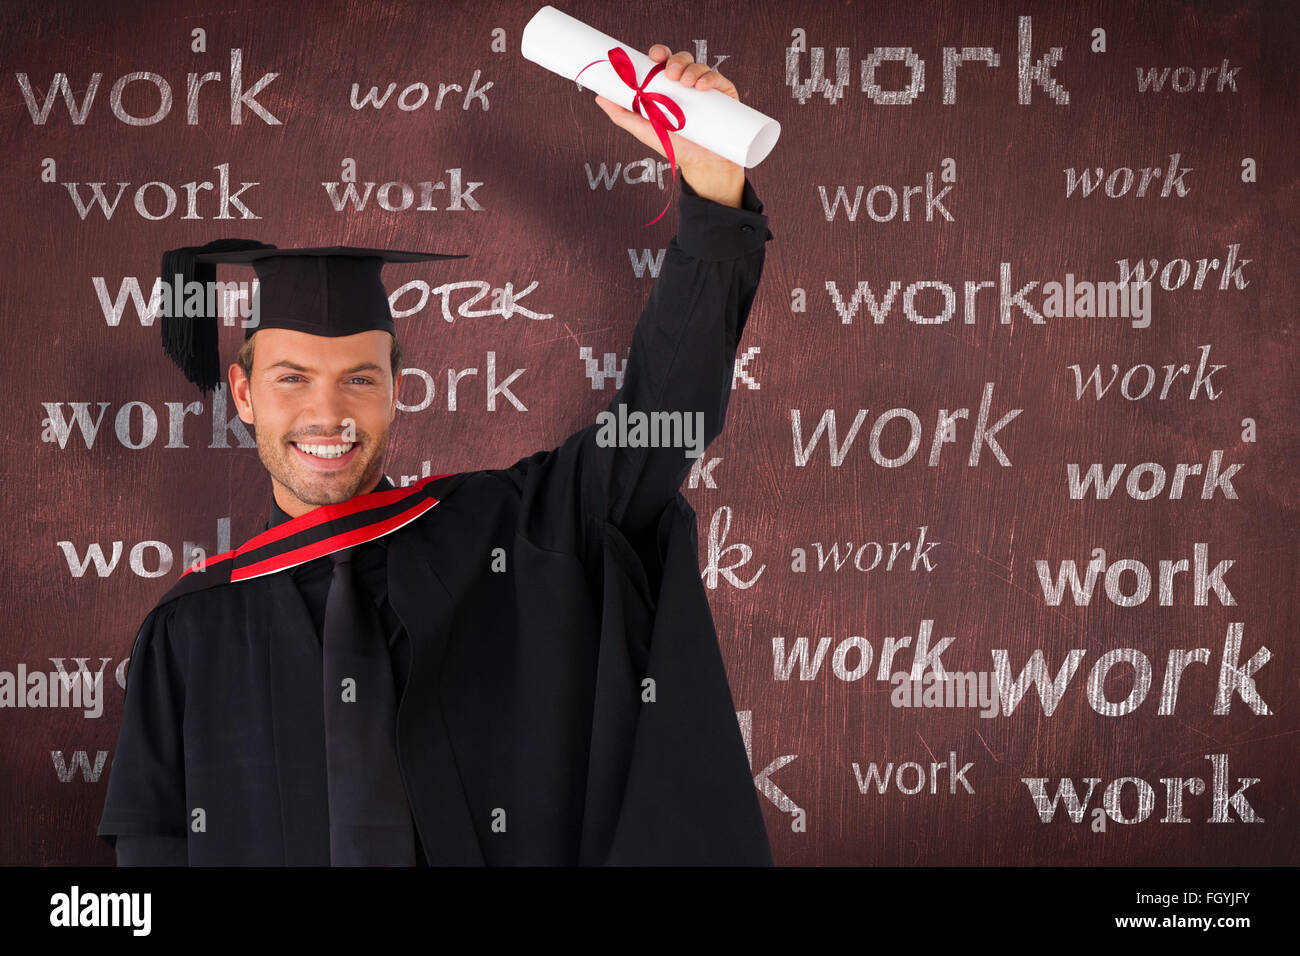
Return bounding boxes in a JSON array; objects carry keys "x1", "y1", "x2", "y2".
[
  {"x1": 497, "y1": 178, "x2": 776, "y2": 865},
  {"x1": 509, "y1": 175, "x2": 773, "y2": 555},
  {"x1": 97, "y1": 602, "x2": 189, "y2": 863}
]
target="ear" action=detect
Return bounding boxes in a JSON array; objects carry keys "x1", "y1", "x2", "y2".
[{"x1": 230, "y1": 362, "x2": 254, "y2": 424}]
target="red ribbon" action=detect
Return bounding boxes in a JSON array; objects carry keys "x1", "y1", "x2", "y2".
[{"x1": 577, "y1": 47, "x2": 686, "y2": 226}]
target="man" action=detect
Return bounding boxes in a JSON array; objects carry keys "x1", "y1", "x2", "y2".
[{"x1": 97, "y1": 45, "x2": 774, "y2": 865}]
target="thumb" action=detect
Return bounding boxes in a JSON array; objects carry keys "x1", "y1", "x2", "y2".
[
  {"x1": 594, "y1": 94, "x2": 637, "y2": 125},
  {"x1": 594, "y1": 95, "x2": 664, "y2": 156}
]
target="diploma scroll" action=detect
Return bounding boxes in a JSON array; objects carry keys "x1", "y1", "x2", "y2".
[{"x1": 521, "y1": 5, "x2": 782, "y2": 169}]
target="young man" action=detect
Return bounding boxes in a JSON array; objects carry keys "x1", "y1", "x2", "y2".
[{"x1": 97, "y1": 45, "x2": 775, "y2": 865}]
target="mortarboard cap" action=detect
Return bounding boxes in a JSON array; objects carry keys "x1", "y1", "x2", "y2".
[{"x1": 158, "y1": 239, "x2": 467, "y2": 393}]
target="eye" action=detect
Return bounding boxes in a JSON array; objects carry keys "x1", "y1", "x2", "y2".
[
  {"x1": 348, "y1": 377, "x2": 376, "y2": 385},
  {"x1": 279, "y1": 374, "x2": 305, "y2": 383}
]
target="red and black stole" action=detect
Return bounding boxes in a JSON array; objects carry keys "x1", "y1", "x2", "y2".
[{"x1": 155, "y1": 471, "x2": 466, "y2": 605}]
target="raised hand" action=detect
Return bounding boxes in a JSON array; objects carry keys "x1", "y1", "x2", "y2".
[{"x1": 593, "y1": 44, "x2": 745, "y2": 208}]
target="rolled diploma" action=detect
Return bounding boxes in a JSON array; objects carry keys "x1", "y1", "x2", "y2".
[{"x1": 521, "y1": 5, "x2": 780, "y2": 168}]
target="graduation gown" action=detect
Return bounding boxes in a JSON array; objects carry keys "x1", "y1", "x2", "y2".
[{"x1": 97, "y1": 176, "x2": 775, "y2": 866}]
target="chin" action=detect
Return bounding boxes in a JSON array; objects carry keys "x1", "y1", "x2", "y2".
[
  {"x1": 289, "y1": 484, "x2": 359, "y2": 508},
  {"x1": 267, "y1": 462, "x2": 365, "y2": 508},
  {"x1": 299, "y1": 469, "x2": 367, "y2": 499}
]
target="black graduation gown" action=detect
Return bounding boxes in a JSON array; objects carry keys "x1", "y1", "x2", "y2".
[{"x1": 97, "y1": 176, "x2": 775, "y2": 866}]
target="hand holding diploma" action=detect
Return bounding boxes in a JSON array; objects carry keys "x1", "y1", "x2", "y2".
[
  {"x1": 521, "y1": 5, "x2": 781, "y2": 222},
  {"x1": 593, "y1": 45, "x2": 746, "y2": 210}
]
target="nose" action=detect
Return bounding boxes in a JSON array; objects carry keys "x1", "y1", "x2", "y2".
[{"x1": 297, "y1": 382, "x2": 355, "y2": 438}]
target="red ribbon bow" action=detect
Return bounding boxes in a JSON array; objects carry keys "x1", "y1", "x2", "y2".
[{"x1": 577, "y1": 47, "x2": 686, "y2": 226}]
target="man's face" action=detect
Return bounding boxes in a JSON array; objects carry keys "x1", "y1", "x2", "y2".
[{"x1": 230, "y1": 328, "x2": 398, "y2": 516}]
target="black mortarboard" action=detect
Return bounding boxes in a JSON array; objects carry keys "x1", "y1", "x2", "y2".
[{"x1": 158, "y1": 239, "x2": 467, "y2": 393}]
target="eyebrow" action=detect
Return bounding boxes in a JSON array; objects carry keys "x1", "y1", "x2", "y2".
[{"x1": 266, "y1": 360, "x2": 384, "y2": 375}]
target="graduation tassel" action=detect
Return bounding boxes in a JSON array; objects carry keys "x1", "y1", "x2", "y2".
[{"x1": 159, "y1": 238, "x2": 276, "y2": 394}]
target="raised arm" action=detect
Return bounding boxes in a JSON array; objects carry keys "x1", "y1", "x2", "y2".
[
  {"x1": 595, "y1": 174, "x2": 770, "y2": 536},
  {"x1": 505, "y1": 44, "x2": 774, "y2": 552},
  {"x1": 506, "y1": 174, "x2": 771, "y2": 554},
  {"x1": 588, "y1": 44, "x2": 775, "y2": 542}
]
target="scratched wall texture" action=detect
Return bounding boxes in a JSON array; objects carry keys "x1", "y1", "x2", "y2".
[{"x1": 1, "y1": 0, "x2": 1296, "y2": 865}]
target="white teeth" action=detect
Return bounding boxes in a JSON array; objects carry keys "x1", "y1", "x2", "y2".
[{"x1": 294, "y1": 442, "x2": 355, "y2": 459}]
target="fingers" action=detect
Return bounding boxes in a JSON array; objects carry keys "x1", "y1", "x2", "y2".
[
  {"x1": 647, "y1": 45, "x2": 736, "y2": 95},
  {"x1": 662, "y1": 49, "x2": 698, "y2": 82}
]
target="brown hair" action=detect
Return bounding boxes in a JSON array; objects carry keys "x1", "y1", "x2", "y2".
[{"x1": 235, "y1": 331, "x2": 403, "y2": 384}]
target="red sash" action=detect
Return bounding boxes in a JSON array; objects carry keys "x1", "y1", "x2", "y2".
[{"x1": 155, "y1": 471, "x2": 466, "y2": 606}]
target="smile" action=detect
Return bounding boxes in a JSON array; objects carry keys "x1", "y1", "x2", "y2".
[{"x1": 292, "y1": 441, "x2": 357, "y2": 460}]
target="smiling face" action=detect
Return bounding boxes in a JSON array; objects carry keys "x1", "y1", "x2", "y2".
[{"x1": 229, "y1": 328, "x2": 399, "y2": 518}]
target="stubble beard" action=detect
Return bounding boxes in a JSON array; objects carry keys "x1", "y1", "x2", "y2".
[{"x1": 256, "y1": 420, "x2": 390, "y2": 507}]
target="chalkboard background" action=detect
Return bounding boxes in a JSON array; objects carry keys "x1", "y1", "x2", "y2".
[{"x1": 2, "y1": 0, "x2": 1296, "y2": 866}]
